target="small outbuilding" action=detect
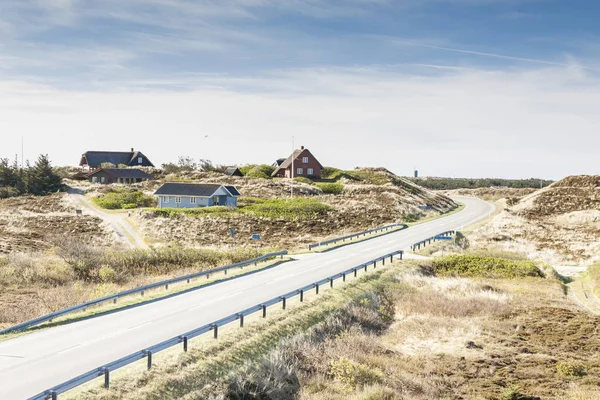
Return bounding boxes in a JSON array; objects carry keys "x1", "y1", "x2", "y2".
[
  {"x1": 87, "y1": 168, "x2": 155, "y2": 184},
  {"x1": 154, "y1": 183, "x2": 241, "y2": 209},
  {"x1": 224, "y1": 167, "x2": 243, "y2": 177}
]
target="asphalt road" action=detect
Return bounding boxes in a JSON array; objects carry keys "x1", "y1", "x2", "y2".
[{"x1": 0, "y1": 196, "x2": 493, "y2": 399}]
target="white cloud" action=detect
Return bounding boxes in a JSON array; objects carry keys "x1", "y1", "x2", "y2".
[{"x1": 0, "y1": 64, "x2": 598, "y2": 179}]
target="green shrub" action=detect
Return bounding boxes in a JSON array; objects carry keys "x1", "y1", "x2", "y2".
[
  {"x1": 321, "y1": 166, "x2": 341, "y2": 179},
  {"x1": 556, "y1": 361, "x2": 586, "y2": 377},
  {"x1": 92, "y1": 189, "x2": 156, "y2": 210},
  {"x1": 241, "y1": 198, "x2": 332, "y2": 220},
  {"x1": 432, "y1": 255, "x2": 543, "y2": 279},
  {"x1": 501, "y1": 385, "x2": 524, "y2": 400},
  {"x1": 315, "y1": 182, "x2": 343, "y2": 194},
  {"x1": 240, "y1": 164, "x2": 275, "y2": 178},
  {"x1": 149, "y1": 206, "x2": 237, "y2": 218},
  {"x1": 293, "y1": 177, "x2": 314, "y2": 185},
  {"x1": 98, "y1": 265, "x2": 117, "y2": 283},
  {"x1": 329, "y1": 357, "x2": 384, "y2": 390}
]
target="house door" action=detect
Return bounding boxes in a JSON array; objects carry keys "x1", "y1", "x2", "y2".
[{"x1": 212, "y1": 196, "x2": 220, "y2": 205}]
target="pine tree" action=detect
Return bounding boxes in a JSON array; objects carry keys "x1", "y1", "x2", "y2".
[{"x1": 26, "y1": 154, "x2": 63, "y2": 195}]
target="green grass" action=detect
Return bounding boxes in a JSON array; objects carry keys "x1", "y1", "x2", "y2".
[
  {"x1": 432, "y1": 255, "x2": 543, "y2": 279},
  {"x1": 239, "y1": 164, "x2": 275, "y2": 178},
  {"x1": 92, "y1": 189, "x2": 156, "y2": 210},
  {"x1": 149, "y1": 197, "x2": 333, "y2": 221},
  {"x1": 315, "y1": 182, "x2": 344, "y2": 194},
  {"x1": 293, "y1": 176, "x2": 314, "y2": 185}
]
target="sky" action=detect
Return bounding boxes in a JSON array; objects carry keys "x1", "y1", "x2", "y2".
[{"x1": 1, "y1": 1, "x2": 599, "y2": 179}]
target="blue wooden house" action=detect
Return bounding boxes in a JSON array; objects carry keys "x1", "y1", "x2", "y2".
[{"x1": 154, "y1": 183, "x2": 241, "y2": 209}]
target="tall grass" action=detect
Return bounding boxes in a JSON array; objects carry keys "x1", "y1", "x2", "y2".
[{"x1": 432, "y1": 255, "x2": 543, "y2": 279}]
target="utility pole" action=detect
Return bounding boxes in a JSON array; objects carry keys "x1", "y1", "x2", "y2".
[{"x1": 291, "y1": 136, "x2": 295, "y2": 198}]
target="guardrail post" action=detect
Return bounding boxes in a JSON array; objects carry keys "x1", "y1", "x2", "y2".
[
  {"x1": 329, "y1": 278, "x2": 333, "y2": 288},
  {"x1": 400, "y1": 251, "x2": 403, "y2": 260},
  {"x1": 141, "y1": 290, "x2": 144, "y2": 297},
  {"x1": 354, "y1": 268, "x2": 357, "y2": 277},
  {"x1": 147, "y1": 351, "x2": 152, "y2": 370},
  {"x1": 183, "y1": 336, "x2": 188, "y2": 352},
  {"x1": 213, "y1": 325, "x2": 219, "y2": 339},
  {"x1": 390, "y1": 254, "x2": 393, "y2": 262},
  {"x1": 282, "y1": 297, "x2": 286, "y2": 310},
  {"x1": 315, "y1": 284, "x2": 319, "y2": 295},
  {"x1": 382, "y1": 257, "x2": 385, "y2": 266},
  {"x1": 300, "y1": 290, "x2": 304, "y2": 302},
  {"x1": 165, "y1": 284, "x2": 169, "y2": 290},
  {"x1": 262, "y1": 305, "x2": 267, "y2": 318},
  {"x1": 364, "y1": 264, "x2": 368, "y2": 272},
  {"x1": 206, "y1": 273, "x2": 210, "y2": 279},
  {"x1": 113, "y1": 298, "x2": 117, "y2": 304},
  {"x1": 239, "y1": 314, "x2": 244, "y2": 327},
  {"x1": 342, "y1": 273, "x2": 346, "y2": 282},
  {"x1": 104, "y1": 368, "x2": 110, "y2": 389},
  {"x1": 51, "y1": 391, "x2": 58, "y2": 400},
  {"x1": 224, "y1": 268, "x2": 227, "y2": 275}
]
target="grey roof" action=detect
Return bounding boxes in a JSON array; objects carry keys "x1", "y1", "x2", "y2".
[
  {"x1": 88, "y1": 168, "x2": 154, "y2": 179},
  {"x1": 271, "y1": 148, "x2": 323, "y2": 177},
  {"x1": 225, "y1": 186, "x2": 241, "y2": 196},
  {"x1": 154, "y1": 183, "x2": 241, "y2": 197},
  {"x1": 81, "y1": 151, "x2": 154, "y2": 167},
  {"x1": 224, "y1": 167, "x2": 243, "y2": 176}
]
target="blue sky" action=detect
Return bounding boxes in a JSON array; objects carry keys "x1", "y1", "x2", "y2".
[{"x1": 1, "y1": 0, "x2": 599, "y2": 179}]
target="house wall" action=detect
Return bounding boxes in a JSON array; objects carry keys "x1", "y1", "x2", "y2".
[
  {"x1": 157, "y1": 195, "x2": 237, "y2": 209},
  {"x1": 88, "y1": 171, "x2": 114, "y2": 184}
]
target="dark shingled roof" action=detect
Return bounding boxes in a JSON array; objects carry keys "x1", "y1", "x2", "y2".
[
  {"x1": 81, "y1": 151, "x2": 154, "y2": 168},
  {"x1": 274, "y1": 158, "x2": 286, "y2": 166},
  {"x1": 88, "y1": 168, "x2": 154, "y2": 179},
  {"x1": 154, "y1": 183, "x2": 241, "y2": 197},
  {"x1": 225, "y1": 186, "x2": 241, "y2": 196},
  {"x1": 224, "y1": 167, "x2": 243, "y2": 177}
]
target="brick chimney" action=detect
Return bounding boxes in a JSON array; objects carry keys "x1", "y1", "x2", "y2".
[
  {"x1": 300, "y1": 145, "x2": 305, "y2": 150},
  {"x1": 131, "y1": 148, "x2": 134, "y2": 152}
]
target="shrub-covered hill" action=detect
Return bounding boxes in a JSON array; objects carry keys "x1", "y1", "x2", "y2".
[
  {"x1": 471, "y1": 175, "x2": 600, "y2": 264},
  {"x1": 134, "y1": 167, "x2": 458, "y2": 249}
]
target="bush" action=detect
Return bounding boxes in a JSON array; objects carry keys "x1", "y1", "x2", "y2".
[
  {"x1": 241, "y1": 198, "x2": 333, "y2": 220},
  {"x1": 315, "y1": 182, "x2": 344, "y2": 194},
  {"x1": 240, "y1": 164, "x2": 275, "y2": 178},
  {"x1": 293, "y1": 177, "x2": 314, "y2": 185},
  {"x1": 329, "y1": 357, "x2": 384, "y2": 390},
  {"x1": 432, "y1": 255, "x2": 543, "y2": 279},
  {"x1": 149, "y1": 206, "x2": 237, "y2": 218},
  {"x1": 556, "y1": 361, "x2": 586, "y2": 377},
  {"x1": 92, "y1": 189, "x2": 156, "y2": 210},
  {"x1": 98, "y1": 265, "x2": 117, "y2": 283}
]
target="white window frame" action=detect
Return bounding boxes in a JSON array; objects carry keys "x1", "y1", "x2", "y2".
[
  {"x1": 297, "y1": 168, "x2": 303, "y2": 175},
  {"x1": 191, "y1": 197, "x2": 196, "y2": 204},
  {"x1": 176, "y1": 197, "x2": 181, "y2": 203},
  {"x1": 302, "y1": 156, "x2": 309, "y2": 163},
  {"x1": 138, "y1": 157, "x2": 143, "y2": 164},
  {"x1": 162, "y1": 196, "x2": 169, "y2": 203},
  {"x1": 307, "y1": 168, "x2": 314, "y2": 176},
  {"x1": 100, "y1": 176, "x2": 106, "y2": 183},
  {"x1": 92, "y1": 176, "x2": 98, "y2": 183}
]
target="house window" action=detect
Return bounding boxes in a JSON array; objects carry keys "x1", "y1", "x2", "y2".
[
  {"x1": 138, "y1": 157, "x2": 143, "y2": 164},
  {"x1": 191, "y1": 197, "x2": 196, "y2": 204},
  {"x1": 297, "y1": 168, "x2": 303, "y2": 175},
  {"x1": 162, "y1": 196, "x2": 169, "y2": 203},
  {"x1": 308, "y1": 168, "x2": 314, "y2": 176},
  {"x1": 302, "y1": 157, "x2": 308, "y2": 163},
  {"x1": 176, "y1": 197, "x2": 181, "y2": 203},
  {"x1": 100, "y1": 176, "x2": 106, "y2": 183},
  {"x1": 92, "y1": 176, "x2": 98, "y2": 183}
]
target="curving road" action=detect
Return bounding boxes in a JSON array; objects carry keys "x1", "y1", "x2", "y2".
[{"x1": 0, "y1": 197, "x2": 493, "y2": 399}]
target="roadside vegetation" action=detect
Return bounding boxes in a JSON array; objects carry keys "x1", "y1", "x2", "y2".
[
  {"x1": 408, "y1": 177, "x2": 553, "y2": 190},
  {"x1": 0, "y1": 241, "x2": 264, "y2": 329},
  {"x1": 68, "y1": 256, "x2": 600, "y2": 400},
  {"x1": 92, "y1": 188, "x2": 156, "y2": 209}
]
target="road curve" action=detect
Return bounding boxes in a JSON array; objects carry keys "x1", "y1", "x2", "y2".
[{"x1": 0, "y1": 196, "x2": 493, "y2": 399}]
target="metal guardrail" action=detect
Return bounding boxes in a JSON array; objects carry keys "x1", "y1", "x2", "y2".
[
  {"x1": 411, "y1": 231, "x2": 455, "y2": 251},
  {"x1": 0, "y1": 251, "x2": 288, "y2": 336},
  {"x1": 308, "y1": 223, "x2": 408, "y2": 250},
  {"x1": 29, "y1": 249, "x2": 404, "y2": 400}
]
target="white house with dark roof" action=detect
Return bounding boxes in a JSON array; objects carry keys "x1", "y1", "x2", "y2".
[{"x1": 154, "y1": 183, "x2": 241, "y2": 208}]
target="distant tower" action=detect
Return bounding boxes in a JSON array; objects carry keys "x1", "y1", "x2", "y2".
[{"x1": 414, "y1": 169, "x2": 419, "y2": 178}]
